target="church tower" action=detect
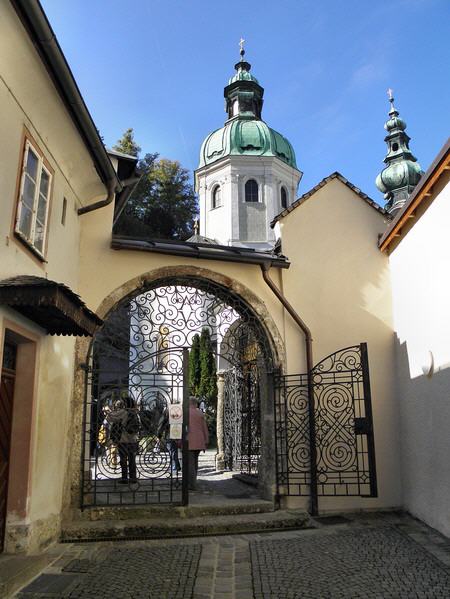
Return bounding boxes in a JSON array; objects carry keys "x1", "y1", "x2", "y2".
[
  {"x1": 376, "y1": 90, "x2": 423, "y2": 216},
  {"x1": 195, "y1": 43, "x2": 302, "y2": 249}
]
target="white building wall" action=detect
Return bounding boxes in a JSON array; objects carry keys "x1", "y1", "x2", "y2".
[
  {"x1": 196, "y1": 156, "x2": 301, "y2": 248},
  {"x1": 389, "y1": 171, "x2": 450, "y2": 537}
]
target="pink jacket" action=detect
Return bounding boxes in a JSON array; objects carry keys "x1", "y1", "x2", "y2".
[{"x1": 188, "y1": 406, "x2": 209, "y2": 450}]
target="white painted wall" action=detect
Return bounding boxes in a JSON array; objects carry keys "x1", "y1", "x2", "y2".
[
  {"x1": 389, "y1": 171, "x2": 450, "y2": 537},
  {"x1": 195, "y1": 156, "x2": 301, "y2": 248}
]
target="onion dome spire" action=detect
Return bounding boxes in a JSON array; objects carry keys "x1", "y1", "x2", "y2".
[
  {"x1": 376, "y1": 89, "x2": 423, "y2": 215},
  {"x1": 224, "y1": 39, "x2": 264, "y2": 121}
]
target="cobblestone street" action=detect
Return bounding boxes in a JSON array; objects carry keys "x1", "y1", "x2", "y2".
[{"x1": 16, "y1": 512, "x2": 450, "y2": 599}]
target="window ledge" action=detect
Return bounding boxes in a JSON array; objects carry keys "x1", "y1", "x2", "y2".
[{"x1": 14, "y1": 232, "x2": 47, "y2": 263}]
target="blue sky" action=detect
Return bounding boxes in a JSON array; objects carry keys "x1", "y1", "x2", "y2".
[{"x1": 41, "y1": 0, "x2": 449, "y2": 204}]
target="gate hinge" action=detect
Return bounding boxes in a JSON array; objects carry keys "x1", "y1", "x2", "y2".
[{"x1": 79, "y1": 362, "x2": 91, "y2": 372}]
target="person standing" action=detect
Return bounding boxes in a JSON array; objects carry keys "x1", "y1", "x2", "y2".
[
  {"x1": 106, "y1": 394, "x2": 140, "y2": 484},
  {"x1": 157, "y1": 406, "x2": 181, "y2": 473},
  {"x1": 187, "y1": 396, "x2": 209, "y2": 490}
]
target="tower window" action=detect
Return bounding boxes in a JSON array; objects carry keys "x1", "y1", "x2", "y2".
[
  {"x1": 245, "y1": 179, "x2": 259, "y2": 202},
  {"x1": 392, "y1": 142, "x2": 399, "y2": 151},
  {"x1": 212, "y1": 185, "x2": 222, "y2": 209},
  {"x1": 281, "y1": 186, "x2": 288, "y2": 209}
]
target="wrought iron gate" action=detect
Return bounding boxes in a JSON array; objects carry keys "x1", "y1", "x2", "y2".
[
  {"x1": 223, "y1": 363, "x2": 261, "y2": 476},
  {"x1": 81, "y1": 348, "x2": 188, "y2": 508},
  {"x1": 81, "y1": 279, "x2": 275, "y2": 508},
  {"x1": 274, "y1": 343, "x2": 377, "y2": 500}
]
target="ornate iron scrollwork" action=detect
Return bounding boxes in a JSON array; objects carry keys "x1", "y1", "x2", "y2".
[
  {"x1": 274, "y1": 343, "x2": 377, "y2": 499},
  {"x1": 82, "y1": 278, "x2": 273, "y2": 507}
]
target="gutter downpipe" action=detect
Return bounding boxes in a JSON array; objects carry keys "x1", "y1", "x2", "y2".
[
  {"x1": 78, "y1": 176, "x2": 141, "y2": 216},
  {"x1": 261, "y1": 263, "x2": 318, "y2": 516},
  {"x1": 77, "y1": 179, "x2": 117, "y2": 215}
]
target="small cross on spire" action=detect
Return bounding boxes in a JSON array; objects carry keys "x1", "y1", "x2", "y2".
[
  {"x1": 193, "y1": 217, "x2": 199, "y2": 235},
  {"x1": 387, "y1": 88, "x2": 394, "y2": 101},
  {"x1": 239, "y1": 37, "x2": 245, "y2": 59}
]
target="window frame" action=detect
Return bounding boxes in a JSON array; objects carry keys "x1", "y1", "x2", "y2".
[
  {"x1": 14, "y1": 137, "x2": 53, "y2": 261},
  {"x1": 244, "y1": 178, "x2": 259, "y2": 203},
  {"x1": 211, "y1": 184, "x2": 223, "y2": 210},
  {"x1": 280, "y1": 186, "x2": 288, "y2": 209}
]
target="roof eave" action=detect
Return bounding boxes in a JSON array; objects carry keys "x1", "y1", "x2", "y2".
[
  {"x1": 111, "y1": 236, "x2": 291, "y2": 269},
  {"x1": 271, "y1": 171, "x2": 390, "y2": 228},
  {"x1": 379, "y1": 137, "x2": 450, "y2": 252},
  {"x1": 10, "y1": 0, "x2": 120, "y2": 191}
]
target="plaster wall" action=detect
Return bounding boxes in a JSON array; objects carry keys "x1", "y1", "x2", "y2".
[
  {"x1": 277, "y1": 178, "x2": 399, "y2": 511},
  {"x1": 0, "y1": 2, "x2": 106, "y2": 552},
  {"x1": 71, "y1": 179, "x2": 400, "y2": 516},
  {"x1": 389, "y1": 171, "x2": 450, "y2": 537},
  {"x1": 196, "y1": 156, "x2": 301, "y2": 248}
]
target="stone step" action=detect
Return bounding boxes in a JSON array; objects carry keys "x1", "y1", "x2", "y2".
[
  {"x1": 0, "y1": 554, "x2": 51, "y2": 599},
  {"x1": 71, "y1": 496, "x2": 275, "y2": 522},
  {"x1": 61, "y1": 509, "x2": 310, "y2": 543}
]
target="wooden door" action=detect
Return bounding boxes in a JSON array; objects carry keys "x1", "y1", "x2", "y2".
[{"x1": 0, "y1": 342, "x2": 16, "y2": 552}]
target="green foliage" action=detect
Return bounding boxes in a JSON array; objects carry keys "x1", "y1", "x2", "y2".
[
  {"x1": 189, "y1": 334, "x2": 201, "y2": 395},
  {"x1": 198, "y1": 328, "x2": 217, "y2": 408},
  {"x1": 113, "y1": 129, "x2": 198, "y2": 240},
  {"x1": 188, "y1": 328, "x2": 217, "y2": 409},
  {"x1": 113, "y1": 128, "x2": 141, "y2": 157}
]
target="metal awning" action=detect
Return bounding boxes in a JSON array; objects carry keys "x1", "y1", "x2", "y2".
[{"x1": 0, "y1": 276, "x2": 103, "y2": 336}]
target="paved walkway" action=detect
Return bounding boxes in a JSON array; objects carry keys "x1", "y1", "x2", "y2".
[
  {"x1": 15, "y1": 512, "x2": 450, "y2": 598},
  {"x1": 194, "y1": 450, "x2": 260, "y2": 500}
]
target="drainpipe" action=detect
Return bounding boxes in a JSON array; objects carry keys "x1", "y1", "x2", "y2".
[
  {"x1": 260, "y1": 263, "x2": 318, "y2": 516},
  {"x1": 77, "y1": 180, "x2": 118, "y2": 215},
  {"x1": 78, "y1": 175, "x2": 141, "y2": 216}
]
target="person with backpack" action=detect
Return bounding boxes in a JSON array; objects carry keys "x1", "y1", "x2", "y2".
[{"x1": 105, "y1": 393, "x2": 140, "y2": 484}]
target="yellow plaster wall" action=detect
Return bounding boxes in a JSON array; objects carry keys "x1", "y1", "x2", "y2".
[
  {"x1": 0, "y1": 2, "x2": 107, "y2": 551},
  {"x1": 77, "y1": 178, "x2": 400, "y2": 513},
  {"x1": 278, "y1": 178, "x2": 400, "y2": 510}
]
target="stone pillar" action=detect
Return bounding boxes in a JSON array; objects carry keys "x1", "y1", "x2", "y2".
[{"x1": 215, "y1": 370, "x2": 225, "y2": 471}]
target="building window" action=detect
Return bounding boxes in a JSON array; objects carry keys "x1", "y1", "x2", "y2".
[
  {"x1": 212, "y1": 185, "x2": 222, "y2": 209},
  {"x1": 61, "y1": 197, "x2": 67, "y2": 226},
  {"x1": 281, "y1": 186, "x2": 288, "y2": 209},
  {"x1": 15, "y1": 140, "x2": 52, "y2": 257},
  {"x1": 245, "y1": 179, "x2": 259, "y2": 202}
]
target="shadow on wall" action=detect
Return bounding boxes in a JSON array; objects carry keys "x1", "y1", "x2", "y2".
[{"x1": 395, "y1": 335, "x2": 450, "y2": 538}]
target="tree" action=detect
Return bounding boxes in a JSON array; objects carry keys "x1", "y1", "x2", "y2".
[
  {"x1": 113, "y1": 128, "x2": 141, "y2": 157},
  {"x1": 189, "y1": 334, "x2": 201, "y2": 395},
  {"x1": 113, "y1": 129, "x2": 198, "y2": 239},
  {"x1": 198, "y1": 328, "x2": 217, "y2": 407},
  {"x1": 188, "y1": 328, "x2": 217, "y2": 407}
]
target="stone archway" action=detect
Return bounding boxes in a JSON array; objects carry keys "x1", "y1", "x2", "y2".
[{"x1": 64, "y1": 266, "x2": 285, "y2": 516}]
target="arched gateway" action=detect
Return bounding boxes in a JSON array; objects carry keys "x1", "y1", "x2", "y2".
[{"x1": 80, "y1": 274, "x2": 280, "y2": 508}]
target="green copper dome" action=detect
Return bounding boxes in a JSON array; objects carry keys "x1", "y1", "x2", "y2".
[
  {"x1": 376, "y1": 160, "x2": 422, "y2": 194},
  {"x1": 198, "y1": 49, "x2": 298, "y2": 170},
  {"x1": 199, "y1": 118, "x2": 297, "y2": 168},
  {"x1": 228, "y1": 64, "x2": 260, "y2": 85}
]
